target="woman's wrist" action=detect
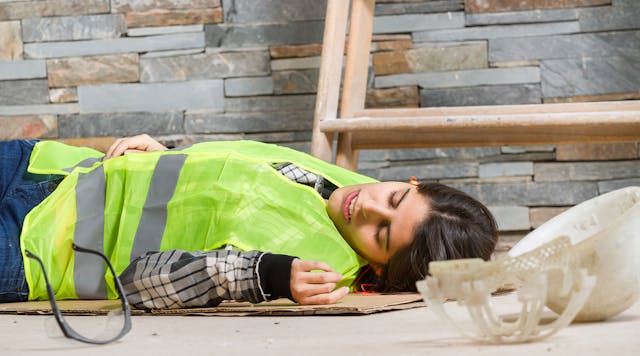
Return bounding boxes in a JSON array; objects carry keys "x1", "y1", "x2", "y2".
[{"x1": 257, "y1": 253, "x2": 297, "y2": 301}]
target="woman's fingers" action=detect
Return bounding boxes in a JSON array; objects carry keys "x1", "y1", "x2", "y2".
[
  {"x1": 293, "y1": 259, "x2": 334, "y2": 273},
  {"x1": 290, "y1": 259, "x2": 348, "y2": 305},
  {"x1": 299, "y1": 270, "x2": 342, "y2": 284},
  {"x1": 105, "y1": 138, "x2": 125, "y2": 158},
  {"x1": 109, "y1": 135, "x2": 149, "y2": 158},
  {"x1": 297, "y1": 286, "x2": 349, "y2": 305},
  {"x1": 105, "y1": 134, "x2": 167, "y2": 159},
  {"x1": 291, "y1": 260, "x2": 342, "y2": 285},
  {"x1": 106, "y1": 137, "x2": 137, "y2": 159}
]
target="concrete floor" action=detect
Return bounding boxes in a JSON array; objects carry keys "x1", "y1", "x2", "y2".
[{"x1": 1, "y1": 293, "x2": 638, "y2": 356}]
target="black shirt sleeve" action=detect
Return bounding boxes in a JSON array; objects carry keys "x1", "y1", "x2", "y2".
[{"x1": 257, "y1": 253, "x2": 297, "y2": 301}]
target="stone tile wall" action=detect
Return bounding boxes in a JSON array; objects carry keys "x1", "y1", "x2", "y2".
[{"x1": 1, "y1": 0, "x2": 639, "y2": 242}]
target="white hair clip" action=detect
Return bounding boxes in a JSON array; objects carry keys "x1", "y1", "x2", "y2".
[{"x1": 417, "y1": 186, "x2": 640, "y2": 343}]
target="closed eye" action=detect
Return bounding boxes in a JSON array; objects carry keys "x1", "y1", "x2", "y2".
[
  {"x1": 389, "y1": 188, "x2": 410, "y2": 209},
  {"x1": 376, "y1": 222, "x2": 391, "y2": 252},
  {"x1": 388, "y1": 190, "x2": 398, "y2": 208},
  {"x1": 383, "y1": 188, "x2": 410, "y2": 252}
]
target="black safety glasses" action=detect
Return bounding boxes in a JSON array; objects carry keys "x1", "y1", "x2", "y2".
[{"x1": 25, "y1": 243, "x2": 132, "y2": 345}]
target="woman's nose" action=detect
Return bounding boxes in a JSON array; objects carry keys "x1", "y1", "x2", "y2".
[{"x1": 360, "y1": 200, "x2": 392, "y2": 221}]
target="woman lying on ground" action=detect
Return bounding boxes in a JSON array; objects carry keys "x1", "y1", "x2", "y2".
[{"x1": 0, "y1": 135, "x2": 498, "y2": 309}]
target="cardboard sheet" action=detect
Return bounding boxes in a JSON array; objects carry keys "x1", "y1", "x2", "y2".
[{"x1": 0, "y1": 293, "x2": 425, "y2": 316}]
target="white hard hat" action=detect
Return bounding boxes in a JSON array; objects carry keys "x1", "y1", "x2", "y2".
[{"x1": 417, "y1": 186, "x2": 640, "y2": 343}]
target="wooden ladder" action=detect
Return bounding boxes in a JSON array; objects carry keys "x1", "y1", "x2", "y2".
[{"x1": 310, "y1": 0, "x2": 640, "y2": 170}]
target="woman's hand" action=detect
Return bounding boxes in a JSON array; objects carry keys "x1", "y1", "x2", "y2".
[
  {"x1": 105, "y1": 134, "x2": 168, "y2": 159},
  {"x1": 290, "y1": 259, "x2": 349, "y2": 305}
]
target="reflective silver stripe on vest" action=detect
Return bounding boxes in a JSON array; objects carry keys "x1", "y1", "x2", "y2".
[
  {"x1": 130, "y1": 154, "x2": 187, "y2": 261},
  {"x1": 73, "y1": 165, "x2": 107, "y2": 299},
  {"x1": 63, "y1": 157, "x2": 103, "y2": 173}
]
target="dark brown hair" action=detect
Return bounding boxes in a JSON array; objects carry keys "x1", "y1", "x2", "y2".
[{"x1": 377, "y1": 182, "x2": 498, "y2": 292}]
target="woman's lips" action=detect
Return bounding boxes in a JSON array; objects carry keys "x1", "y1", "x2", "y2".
[{"x1": 343, "y1": 190, "x2": 359, "y2": 223}]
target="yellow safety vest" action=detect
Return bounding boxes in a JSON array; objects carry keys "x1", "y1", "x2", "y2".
[{"x1": 21, "y1": 140, "x2": 375, "y2": 300}]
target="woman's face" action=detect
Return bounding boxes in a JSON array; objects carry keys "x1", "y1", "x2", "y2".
[{"x1": 326, "y1": 181, "x2": 429, "y2": 270}]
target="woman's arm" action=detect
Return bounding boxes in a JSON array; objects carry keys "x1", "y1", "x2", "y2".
[
  {"x1": 105, "y1": 134, "x2": 167, "y2": 159},
  {"x1": 119, "y1": 249, "x2": 347, "y2": 309}
]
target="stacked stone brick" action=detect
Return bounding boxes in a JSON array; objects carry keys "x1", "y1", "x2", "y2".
[{"x1": 1, "y1": 0, "x2": 639, "y2": 245}]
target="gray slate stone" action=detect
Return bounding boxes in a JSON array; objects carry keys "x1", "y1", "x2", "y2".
[
  {"x1": 206, "y1": 46, "x2": 269, "y2": 54},
  {"x1": 224, "y1": 95, "x2": 316, "y2": 113},
  {"x1": 205, "y1": 22, "x2": 324, "y2": 48},
  {"x1": 389, "y1": 43, "x2": 488, "y2": 74},
  {"x1": 598, "y1": 178, "x2": 640, "y2": 194},
  {"x1": 580, "y1": 0, "x2": 640, "y2": 31},
  {"x1": 360, "y1": 162, "x2": 478, "y2": 181},
  {"x1": 0, "y1": 60, "x2": 46, "y2": 80},
  {"x1": 375, "y1": 1, "x2": 464, "y2": 16},
  {"x1": 185, "y1": 111, "x2": 312, "y2": 133},
  {"x1": 479, "y1": 162, "x2": 534, "y2": 178},
  {"x1": 0, "y1": 104, "x2": 79, "y2": 116},
  {"x1": 140, "y1": 50, "x2": 270, "y2": 82},
  {"x1": 223, "y1": 0, "x2": 326, "y2": 23},
  {"x1": 182, "y1": 133, "x2": 258, "y2": 144},
  {"x1": 110, "y1": 0, "x2": 218, "y2": 12},
  {"x1": 186, "y1": 132, "x2": 312, "y2": 145},
  {"x1": 375, "y1": 67, "x2": 540, "y2": 89},
  {"x1": 59, "y1": 112, "x2": 184, "y2": 138},
  {"x1": 421, "y1": 84, "x2": 541, "y2": 107},
  {"x1": 0, "y1": 0, "x2": 109, "y2": 21},
  {"x1": 358, "y1": 161, "x2": 389, "y2": 170},
  {"x1": 373, "y1": 12, "x2": 465, "y2": 34},
  {"x1": 224, "y1": 77, "x2": 274, "y2": 97},
  {"x1": 359, "y1": 147, "x2": 501, "y2": 162},
  {"x1": 448, "y1": 181, "x2": 598, "y2": 206},
  {"x1": 273, "y1": 69, "x2": 319, "y2": 94},
  {"x1": 488, "y1": 206, "x2": 531, "y2": 231},
  {"x1": 244, "y1": 131, "x2": 312, "y2": 143},
  {"x1": 414, "y1": 21, "x2": 579, "y2": 42},
  {"x1": 141, "y1": 49, "x2": 204, "y2": 59},
  {"x1": 466, "y1": 8, "x2": 578, "y2": 26},
  {"x1": 613, "y1": 0, "x2": 637, "y2": 5},
  {"x1": 271, "y1": 56, "x2": 322, "y2": 71},
  {"x1": 127, "y1": 25, "x2": 203, "y2": 37},
  {"x1": 23, "y1": 33, "x2": 205, "y2": 59},
  {"x1": 541, "y1": 56, "x2": 640, "y2": 98},
  {"x1": 413, "y1": 40, "x2": 486, "y2": 49},
  {"x1": 166, "y1": 132, "x2": 312, "y2": 148},
  {"x1": 49, "y1": 87, "x2": 78, "y2": 104},
  {"x1": 0, "y1": 80, "x2": 49, "y2": 105},
  {"x1": 78, "y1": 80, "x2": 224, "y2": 113},
  {"x1": 279, "y1": 141, "x2": 311, "y2": 154},
  {"x1": 21, "y1": 14, "x2": 125, "y2": 43},
  {"x1": 489, "y1": 31, "x2": 640, "y2": 62},
  {"x1": 535, "y1": 161, "x2": 640, "y2": 182},
  {"x1": 501, "y1": 145, "x2": 555, "y2": 154}
]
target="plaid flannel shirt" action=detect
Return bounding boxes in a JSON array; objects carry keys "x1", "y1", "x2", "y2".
[{"x1": 120, "y1": 163, "x2": 327, "y2": 310}]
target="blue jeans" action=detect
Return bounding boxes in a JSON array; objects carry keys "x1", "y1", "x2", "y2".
[{"x1": 0, "y1": 140, "x2": 61, "y2": 302}]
